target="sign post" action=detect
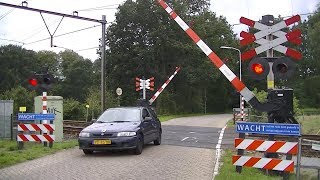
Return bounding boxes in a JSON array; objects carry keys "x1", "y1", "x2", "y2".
[{"x1": 116, "y1": 87, "x2": 122, "y2": 106}]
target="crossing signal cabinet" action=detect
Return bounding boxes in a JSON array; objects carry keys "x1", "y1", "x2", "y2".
[{"x1": 268, "y1": 88, "x2": 294, "y2": 123}]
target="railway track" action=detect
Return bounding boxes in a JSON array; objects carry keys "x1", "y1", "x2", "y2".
[{"x1": 63, "y1": 120, "x2": 90, "y2": 137}]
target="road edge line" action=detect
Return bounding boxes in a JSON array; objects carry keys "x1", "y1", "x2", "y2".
[{"x1": 212, "y1": 125, "x2": 227, "y2": 179}]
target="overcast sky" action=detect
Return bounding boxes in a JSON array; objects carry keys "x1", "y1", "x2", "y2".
[{"x1": 0, "y1": 0, "x2": 318, "y2": 61}]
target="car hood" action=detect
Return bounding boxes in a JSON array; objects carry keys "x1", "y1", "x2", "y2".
[{"x1": 82, "y1": 122, "x2": 140, "y2": 133}]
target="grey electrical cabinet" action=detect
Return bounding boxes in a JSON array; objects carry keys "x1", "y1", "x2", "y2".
[{"x1": 0, "y1": 100, "x2": 13, "y2": 139}]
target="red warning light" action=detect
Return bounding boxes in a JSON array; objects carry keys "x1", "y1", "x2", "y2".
[
  {"x1": 28, "y1": 78, "x2": 38, "y2": 87},
  {"x1": 252, "y1": 63, "x2": 264, "y2": 75}
]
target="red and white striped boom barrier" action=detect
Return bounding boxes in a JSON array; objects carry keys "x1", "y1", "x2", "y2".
[
  {"x1": 232, "y1": 138, "x2": 297, "y2": 172},
  {"x1": 157, "y1": 0, "x2": 266, "y2": 111},
  {"x1": 149, "y1": 67, "x2": 180, "y2": 105}
]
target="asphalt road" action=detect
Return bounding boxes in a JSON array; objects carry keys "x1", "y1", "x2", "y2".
[{"x1": 0, "y1": 114, "x2": 233, "y2": 180}]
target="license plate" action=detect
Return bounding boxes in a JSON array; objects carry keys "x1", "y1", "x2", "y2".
[{"x1": 93, "y1": 139, "x2": 111, "y2": 145}]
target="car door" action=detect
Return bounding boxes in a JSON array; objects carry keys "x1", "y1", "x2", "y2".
[
  {"x1": 146, "y1": 108, "x2": 159, "y2": 140},
  {"x1": 141, "y1": 108, "x2": 154, "y2": 143}
]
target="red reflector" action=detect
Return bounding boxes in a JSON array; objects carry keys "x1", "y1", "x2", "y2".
[
  {"x1": 28, "y1": 79, "x2": 38, "y2": 86},
  {"x1": 252, "y1": 63, "x2": 264, "y2": 74}
]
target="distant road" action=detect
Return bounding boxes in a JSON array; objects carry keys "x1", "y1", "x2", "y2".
[{"x1": 0, "y1": 114, "x2": 233, "y2": 180}]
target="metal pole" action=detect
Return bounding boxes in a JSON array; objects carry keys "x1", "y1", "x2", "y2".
[
  {"x1": 101, "y1": 15, "x2": 106, "y2": 113},
  {"x1": 142, "y1": 78, "x2": 146, "y2": 100},
  {"x1": 238, "y1": 50, "x2": 245, "y2": 121},
  {"x1": 220, "y1": 46, "x2": 244, "y2": 119},
  {"x1": 10, "y1": 114, "x2": 13, "y2": 141},
  {"x1": 204, "y1": 88, "x2": 207, "y2": 114},
  {"x1": 219, "y1": 47, "x2": 246, "y2": 172},
  {"x1": 296, "y1": 137, "x2": 302, "y2": 180},
  {"x1": 86, "y1": 108, "x2": 89, "y2": 122}
]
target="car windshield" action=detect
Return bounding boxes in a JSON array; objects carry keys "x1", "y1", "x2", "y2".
[{"x1": 96, "y1": 108, "x2": 140, "y2": 123}]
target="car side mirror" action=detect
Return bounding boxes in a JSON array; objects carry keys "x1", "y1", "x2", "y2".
[
  {"x1": 91, "y1": 119, "x2": 97, "y2": 123},
  {"x1": 144, "y1": 117, "x2": 152, "y2": 121}
]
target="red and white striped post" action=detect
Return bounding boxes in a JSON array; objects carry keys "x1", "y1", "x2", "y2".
[
  {"x1": 241, "y1": 96, "x2": 245, "y2": 120},
  {"x1": 149, "y1": 67, "x2": 180, "y2": 105},
  {"x1": 42, "y1": 92, "x2": 51, "y2": 147}
]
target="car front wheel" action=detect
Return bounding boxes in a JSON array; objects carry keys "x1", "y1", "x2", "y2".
[
  {"x1": 83, "y1": 149, "x2": 93, "y2": 155},
  {"x1": 134, "y1": 135, "x2": 143, "y2": 155}
]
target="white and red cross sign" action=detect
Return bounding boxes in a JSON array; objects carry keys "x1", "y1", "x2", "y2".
[
  {"x1": 135, "y1": 77, "x2": 155, "y2": 91},
  {"x1": 240, "y1": 15, "x2": 302, "y2": 61}
]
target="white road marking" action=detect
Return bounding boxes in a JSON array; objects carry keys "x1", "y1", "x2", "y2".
[
  {"x1": 213, "y1": 125, "x2": 227, "y2": 178},
  {"x1": 181, "y1": 137, "x2": 189, "y2": 141},
  {"x1": 189, "y1": 132, "x2": 195, "y2": 134}
]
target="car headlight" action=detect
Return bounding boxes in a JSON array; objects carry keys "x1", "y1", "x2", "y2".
[
  {"x1": 117, "y1": 132, "x2": 136, "y2": 137},
  {"x1": 79, "y1": 132, "x2": 90, "y2": 137}
]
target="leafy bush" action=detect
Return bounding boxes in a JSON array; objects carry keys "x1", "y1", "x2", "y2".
[{"x1": 63, "y1": 98, "x2": 85, "y2": 120}]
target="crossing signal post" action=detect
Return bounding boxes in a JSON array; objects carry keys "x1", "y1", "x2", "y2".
[{"x1": 240, "y1": 14, "x2": 302, "y2": 177}]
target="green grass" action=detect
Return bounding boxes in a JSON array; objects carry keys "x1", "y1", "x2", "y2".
[
  {"x1": 298, "y1": 115, "x2": 320, "y2": 134},
  {"x1": 0, "y1": 139, "x2": 78, "y2": 169},
  {"x1": 302, "y1": 108, "x2": 320, "y2": 116}
]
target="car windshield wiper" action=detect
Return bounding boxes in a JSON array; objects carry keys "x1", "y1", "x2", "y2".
[{"x1": 96, "y1": 121, "x2": 107, "y2": 123}]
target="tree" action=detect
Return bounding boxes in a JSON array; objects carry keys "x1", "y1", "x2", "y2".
[
  {"x1": 0, "y1": 86, "x2": 36, "y2": 115},
  {"x1": 58, "y1": 50, "x2": 95, "y2": 102},
  {"x1": 0, "y1": 45, "x2": 39, "y2": 93}
]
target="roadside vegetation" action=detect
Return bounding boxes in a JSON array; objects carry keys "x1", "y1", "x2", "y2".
[{"x1": 0, "y1": 139, "x2": 77, "y2": 169}]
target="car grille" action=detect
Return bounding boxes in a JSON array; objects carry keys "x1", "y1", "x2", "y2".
[{"x1": 92, "y1": 133, "x2": 115, "y2": 137}]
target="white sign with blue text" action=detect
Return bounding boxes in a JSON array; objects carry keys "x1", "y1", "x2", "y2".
[{"x1": 236, "y1": 122, "x2": 300, "y2": 136}]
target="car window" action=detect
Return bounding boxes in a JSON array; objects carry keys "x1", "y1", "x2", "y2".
[
  {"x1": 97, "y1": 108, "x2": 140, "y2": 122},
  {"x1": 148, "y1": 108, "x2": 158, "y2": 118},
  {"x1": 142, "y1": 109, "x2": 150, "y2": 118}
]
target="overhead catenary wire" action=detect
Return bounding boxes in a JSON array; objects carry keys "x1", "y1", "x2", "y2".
[
  {"x1": 75, "y1": 4, "x2": 120, "y2": 12},
  {"x1": 0, "y1": 0, "x2": 30, "y2": 21},
  {"x1": 0, "y1": 37, "x2": 25, "y2": 44},
  {"x1": 76, "y1": 47, "x2": 99, "y2": 52},
  {"x1": 24, "y1": 24, "x2": 103, "y2": 45}
]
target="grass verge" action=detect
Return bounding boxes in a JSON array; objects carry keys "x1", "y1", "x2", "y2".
[
  {"x1": 215, "y1": 150, "x2": 287, "y2": 180},
  {"x1": 0, "y1": 139, "x2": 78, "y2": 169},
  {"x1": 298, "y1": 115, "x2": 320, "y2": 134}
]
